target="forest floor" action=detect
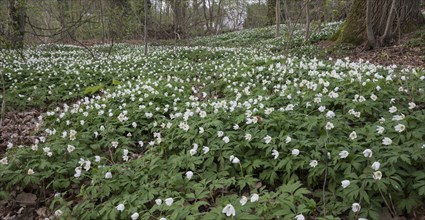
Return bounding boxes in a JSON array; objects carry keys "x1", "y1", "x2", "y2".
[
  {"x1": 1, "y1": 25, "x2": 425, "y2": 220},
  {"x1": 320, "y1": 28, "x2": 425, "y2": 68}
]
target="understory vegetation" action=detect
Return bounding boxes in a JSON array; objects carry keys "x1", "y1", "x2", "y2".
[{"x1": 1, "y1": 23, "x2": 425, "y2": 220}]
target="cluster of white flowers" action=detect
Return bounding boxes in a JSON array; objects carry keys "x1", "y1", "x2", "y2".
[{"x1": 3, "y1": 43, "x2": 424, "y2": 219}]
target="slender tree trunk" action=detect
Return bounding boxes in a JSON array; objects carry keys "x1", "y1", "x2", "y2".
[
  {"x1": 282, "y1": 0, "x2": 292, "y2": 34},
  {"x1": 275, "y1": 0, "x2": 280, "y2": 37},
  {"x1": 208, "y1": 0, "x2": 214, "y2": 31},
  {"x1": 304, "y1": 0, "x2": 310, "y2": 42},
  {"x1": 202, "y1": 0, "x2": 210, "y2": 32},
  {"x1": 144, "y1": 0, "x2": 148, "y2": 56},
  {"x1": 100, "y1": 0, "x2": 105, "y2": 44},
  {"x1": 8, "y1": 0, "x2": 26, "y2": 49},
  {"x1": 215, "y1": 0, "x2": 223, "y2": 34},
  {"x1": 365, "y1": 0, "x2": 376, "y2": 47}
]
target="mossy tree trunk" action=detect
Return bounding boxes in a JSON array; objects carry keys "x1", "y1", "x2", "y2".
[
  {"x1": 335, "y1": 0, "x2": 425, "y2": 48},
  {"x1": 8, "y1": 0, "x2": 26, "y2": 49}
]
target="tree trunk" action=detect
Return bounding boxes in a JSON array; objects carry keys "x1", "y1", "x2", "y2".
[
  {"x1": 202, "y1": 0, "x2": 210, "y2": 32},
  {"x1": 57, "y1": 0, "x2": 75, "y2": 43},
  {"x1": 335, "y1": 0, "x2": 425, "y2": 47},
  {"x1": 304, "y1": 0, "x2": 310, "y2": 42},
  {"x1": 171, "y1": 0, "x2": 185, "y2": 38},
  {"x1": 267, "y1": 0, "x2": 276, "y2": 25},
  {"x1": 275, "y1": 0, "x2": 280, "y2": 37},
  {"x1": 8, "y1": 0, "x2": 26, "y2": 49},
  {"x1": 215, "y1": 0, "x2": 223, "y2": 34}
]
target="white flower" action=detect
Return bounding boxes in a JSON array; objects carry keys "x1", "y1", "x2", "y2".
[
  {"x1": 349, "y1": 131, "x2": 357, "y2": 140},
  {"x1": 339, "y1": 150, "x2": 349, "y2": 159},
  {"x1": 223, "y1": 136, "x2": 230, "y2": 143},
  {"x1": 233, "y1": 124, "x2": 239, "y2": 130},
  {"x1": 250, "y1": 193, "x2": 259, "y2": 202},
  {"x1": 27, "y1": 169, "x2": 34, "y2": 175},
  {"x1": 67, "y1": 145, "x2": 75, "y2": 153},
  {"x1": 231, "y1": 157, "x2": 240, "y2": 164},
  {"x1": 352, "y1": 203, "x2": 361, "y2": 212},
  {"x1": 325, "y1": 122, "x2": 334, "y2": 130},
  {"x1": 245, "y1": 133, "x2": 252, "y2": 141},
  {"x1": 186, "y1": 171, "x2": 194, "y2": 180},
  {"x1": 408, "y1": 102, "x2": 416, "y2": 109},
  {"x1": 217, "y1": 131, "x2": 224, "y2": 137},
  {"x1": 54, "y1": 209, "x2": 63, "y2": 217},
  {"x1": 159, "y1": 218, "x2": 166, "y2": 220},
  {"x1": 165, "y1": 198, "x2": 174, "y2": 206},
  {"x1": 292, "y1": 149, "x2": 300, "y2": 156},
  {"x1": 354, "y1": 112, "x2": 361, "y2": 118},
  {"x1": 309, "y1": 160, "x2": 318, "y2": 168},
  {"x1": 373, "y1": 171, "x2": 382, "y2": 180},
  {"x1": 74, "y1": 167, "x2": 82, "y2": 178},
  {"x1": 341, "y1": 180, "x2": 350, "y2": 188},
  {"x1": 318, "y1": 106, "x2": 326, "y2": 112},
  {"x1": 131, "y1": 212, "x2": 139, "y2": 220},
  {"x1": 190, "y1": 144, "x2": 198, "y2": 156},
  {"x1": 363, "y1": 149, "x2": 373, "y2": 158},
  {"x1": 376, "y1": 126, "x2": 385, "y2": 134},
  {"x1": 382, "y1": 137, "x2": 392, "y2": 145},
  {"x1": 392, "y1": 114, "x2": 405, "y2": 121},
  {"x1": 295, "y1": 214, "x2": 305, "y2": 220},
  {"x1": 199, "y1": 127, "x2": 204, "y2": 134},
  {"x1": 326, "y1": 111, "x2": 335, "y2": 118},
  {"x1": 202, "y1": 146, "x2": 210, "y2": 154},
  {"x1": 111, "y1": 141, "x2": 118, "y2": 148},
  {"x1": 0, "y1": 157, "x2": 8, "y2": 165},
  {"x1": 116, "y1": 204, "x2": 125, "y2": 212},
  {"x1": 371, "y1": 161, "x2": 380, "y2": 171},
  {"x1": 264, "y1": 135, "x2": 272, "y2": 144},
  {"x1": 105, "y1": 172, "x2": 112, "y2": 179},
  {"x1": 95, "y1": 156, "x2": 101, "y2": 162},
  {"x1": 271, "y1": 149, "x2": 279, "y2": 159},
  {"x1": 222, "y1": 204, "x2": 236, "y2": 217},
  {"x1": 389, "y1": 106, "x2": 397, "y2": 113},
  {"x1": 394, "y1": 124, "x2": 405, "y2": 132},
  {"x1": 155, "y1": 198, "x2": 162, "y2": 205},
  {"x1": 370, "y1": 94, "x2": 377, "y2": 101},
  {"x1": 240, "y1": 196, "x2": 248, "y2": 206},
  {"x1": 285, "y1": 136, "x2": 292, "y2": 143}
]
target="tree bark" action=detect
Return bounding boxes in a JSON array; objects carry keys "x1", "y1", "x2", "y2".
[
  {"x1": 275, "y1": 0, "x2": 280, "y2": 37},
  {"x1": 57, "y1": 0, "x2": 75, "y2": 43},
  {"x1": 144, "y1": 0, "x2": 148, "y2": 56},
  {"x1": 304, "y1": 0, "x2": 310, "y2": 42},
  {"x1": 335, "y1": 0, "x2": 425, "y2": 47},
  {"x1": 8, "y1": 0, "x2": 26, "y2": 49},
  {"x1": 202, "y1": 0, "x2": 210, "y2": 32}
]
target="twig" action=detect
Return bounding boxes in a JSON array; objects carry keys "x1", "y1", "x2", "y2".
[
  {"x1": 0, "y1": 67, "x2": 6, "y2": 127},
  {"x1": 378, "y1": 186, "x2": 397, "y2": 217}
]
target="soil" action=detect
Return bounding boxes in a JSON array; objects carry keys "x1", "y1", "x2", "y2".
[{"x1": 318, "y1": 30, "x2": 425, "y2": 68}]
